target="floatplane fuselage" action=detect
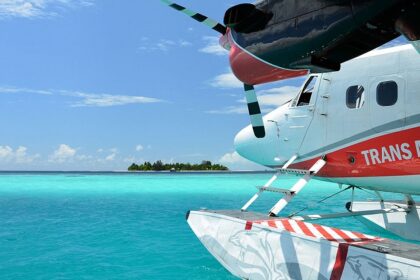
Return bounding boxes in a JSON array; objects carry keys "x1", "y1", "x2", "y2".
[
  {"x1": 235, "y1": 44, "x2": 420, "y2": 195},
  {"x1": 160, "y1": 1, "x2": 420, "y2": 279}
]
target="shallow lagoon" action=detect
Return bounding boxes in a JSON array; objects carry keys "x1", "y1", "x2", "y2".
[{"x1": 0, "y1": 172, "x2": 412, "y2": 279}]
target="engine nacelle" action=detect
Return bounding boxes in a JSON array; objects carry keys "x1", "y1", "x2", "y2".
[{"x1": 223, "y1": 4, "x2": 272, "y2": 34}]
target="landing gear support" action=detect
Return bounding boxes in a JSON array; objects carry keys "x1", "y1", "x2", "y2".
[{"x1": 348, "y1": 194, "x2": 420, "y2": 242}]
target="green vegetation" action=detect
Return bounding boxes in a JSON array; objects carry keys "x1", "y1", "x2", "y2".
[{"x1": 128, "y1": 160, "x2": 228, "y2": 172}]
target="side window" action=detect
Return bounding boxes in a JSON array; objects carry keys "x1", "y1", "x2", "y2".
[
  {"x1": 377, "y1": 81, "x2": 398, "y2": 106},
  {"x1": 292, "y1": 76, "x2": 318, "y2": 107},
  {"x1": 346, "y1": 85, "x2": 365, "y2": 109}
]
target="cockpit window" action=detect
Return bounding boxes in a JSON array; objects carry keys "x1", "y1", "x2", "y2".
[{"x1": 291, "y1": 76, "x2": 318, "y2": 107}]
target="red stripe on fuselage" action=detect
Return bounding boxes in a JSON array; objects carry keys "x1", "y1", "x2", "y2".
[{"x1": 289, "y1": 126, "x2": 420, "y2": 177}]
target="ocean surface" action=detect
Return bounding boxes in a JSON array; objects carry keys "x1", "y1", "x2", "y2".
[{"x1": 0, "y1": 172, "x2": 416, "y2": 279}]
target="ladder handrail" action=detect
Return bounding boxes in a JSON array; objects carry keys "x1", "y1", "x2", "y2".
[
  {"x1": 281, "y1": 154, "x2": 298, "y2": 169},
  {"x1": 241, "y1": 171, "x2": 280, "y2": 211},
  {"x1": 241, "y1": 155, "x2": 327, "y2": 215},
  {"x1": 269, "y1": 158, "x2": 326, "y2": 216},
  {"x1": 241, "y1": 154, "x2": 298, "y2": 212}
]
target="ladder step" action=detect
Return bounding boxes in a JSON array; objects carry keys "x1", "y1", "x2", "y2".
[
  {"x1": 257, "y1": 186, "x2": 295, "y2": 195},
  {"x1": 242, "y1": 157, "x2": 326, "y2": 214},
  {"x1": 269, "y1": 158, "x2": 327, "y2": 216},
  {"x1": 277, "y1": 168, "x2": 311, "y2": 175}
]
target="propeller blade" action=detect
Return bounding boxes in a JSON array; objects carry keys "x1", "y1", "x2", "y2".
[
  {"x1": 160, "y1": 0, "x2": 227, "y2": 35},
  {"x1": 244, "y1": 84, "x2": 266, "y2": 138}
]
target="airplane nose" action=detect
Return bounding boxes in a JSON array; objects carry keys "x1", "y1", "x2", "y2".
[
  {"x1": 234, "y1": 104, "x2": 293, "y2": 167},
  {"x1": 234, "y1": 125, "x2": 254, "y2": 154},
  {"x1": 234, "y1": 124, "x2": 279, "y2": 166}
]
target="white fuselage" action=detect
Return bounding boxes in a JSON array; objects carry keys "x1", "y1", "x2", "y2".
[{"x1": 235, "y1": 45, "x2": 420, "y2": 194}]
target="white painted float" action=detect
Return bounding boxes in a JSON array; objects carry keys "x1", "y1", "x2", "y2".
[{"x1": 187, "y1": 210, "x2": 420, "y2": 280}]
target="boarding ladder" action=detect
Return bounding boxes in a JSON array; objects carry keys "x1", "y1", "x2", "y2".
[{"x1": 241, "y1": 155, "x2": 327, "y2": 217}]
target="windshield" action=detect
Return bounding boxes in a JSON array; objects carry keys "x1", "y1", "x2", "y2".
[{"x1": 291, "y1": 76, "x2": 318, "y2": 107}]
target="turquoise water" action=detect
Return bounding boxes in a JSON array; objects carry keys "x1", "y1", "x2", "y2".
[{"x1": 0, "y1": 173, "x2": 413, "y2": 279}]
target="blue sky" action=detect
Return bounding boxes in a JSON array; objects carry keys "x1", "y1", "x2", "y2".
[{"x1": 0, "y1": 1, "x2": 407, "y2": 171}]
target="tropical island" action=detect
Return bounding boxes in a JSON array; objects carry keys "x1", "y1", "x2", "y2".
[{"x1": 128, "y1": 160, "x2": 229, "y2": 172}]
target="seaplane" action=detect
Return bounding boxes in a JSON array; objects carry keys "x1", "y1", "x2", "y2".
[{"x1": 160, "y1": 1, "x2": 420, "y2": 279}]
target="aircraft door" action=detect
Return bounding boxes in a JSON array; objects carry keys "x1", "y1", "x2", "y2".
[
  {"x1": 369, "y1": 76, "x2": 406, "y2": 132},
  {"x1": 298, "y1": 73, "x2": 330, "y2": 156},
  {"x1": 281, "y1": 75, "x2": 320, "y2": 157}
]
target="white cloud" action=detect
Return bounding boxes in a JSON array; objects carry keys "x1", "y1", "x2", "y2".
[
  {"x1": 219, "y1": 151, "x2": 264, "y2": 171},
  {"x1": 0, "y1": 0, "x2": 94, "y2": 19},
  {"x1": 49, "y1": 144, "x2": 76, "y2": 163},
  {"x1": 135, "y1": 144, "x2": 143, "y2": 152},
  {"x1": 0, "y1": 86, "x2": 164, "y2": 107},
  {"x1": 76, "y1": 154, "x2": 93, "y2": 161},
  {"x1": 0, "y1": 146, "x2": 13, "y2": 159},
  {"x1": 210, "y1": 71, "x2": 242, "y2": 89},
  {"x1": 104, "y1": 148, "x2": 118, "y2": 161},
  {"x1": 0, "y1": 86, "x2": 52, "y2": 95},
  {"x1": 123, "y1": 156, "x2": 144, "y2": 163},
  {"x1": 179, "y1": 40, "x2": 192, "y2": 47},
  {"x1": 62, "y1": 91, "x2": 164, "y2": 107},
  {"x1": 199, "y1": 36, "x2": 228, "y2": 56},
  {"x1": 219, "y1": 151, "x2": 246, "y2": 164},
  {"x1": 207, "y1": 85, "x2": 300, "y2": 115},
  {"x1": 156, "y1": 39, "x2": 175, "y2": 52},
  {"x1": 0, "y1": 144, "x2": 156, "y2": 170},
  {"x1": 240, "y1": 86, "x2": 300, "y2": 107},
  {"x1": 15, "y1": 146, "x2": 38, "y2": 163},
  {"x1": 0, "y1": 145, "x2": 40, "y2": 164},
  {"x1": 105, "y1": 153, "x2": 116, "y2": 161},
  {"x1": 206, "y1": 105, "x2": 248, "y2": 115},
  {"x1": 138, "y1": 38, "x2": 192, "y2": 52}
]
